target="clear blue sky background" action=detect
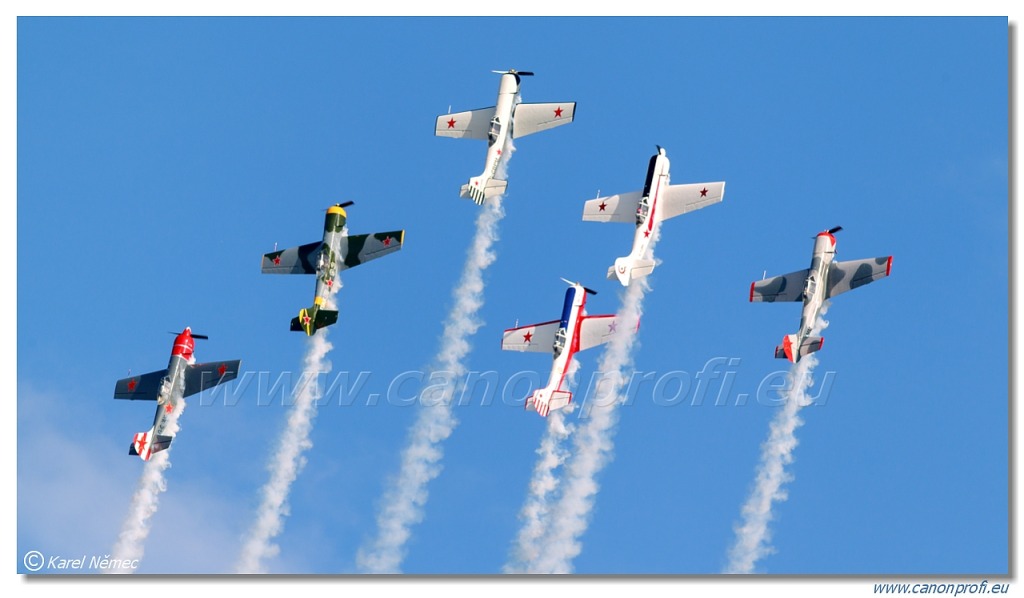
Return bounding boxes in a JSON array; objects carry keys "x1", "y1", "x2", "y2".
[{"x1": 16, "y1": 17, "x2": 1008, "y2": 576}]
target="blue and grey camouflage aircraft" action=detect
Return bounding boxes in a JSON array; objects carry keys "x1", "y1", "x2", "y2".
[
  {"x1": 749, "y1": 226, "x2": 893, "y2": 362},
  {"x1": 434, "y1": 69, "x2": 576, "y2": 204},
  {"x1": 113, "y1": 327, "x2": 240, "y2": 460},
  {"x1": 261, "y1": 202, "x2": 405, "y2": 335}
]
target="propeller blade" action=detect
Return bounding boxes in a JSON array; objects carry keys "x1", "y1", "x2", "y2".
[
  {"x1": 828, "y1": 226, "x2": 843, "y2": 234},
  {"x1": 517, "y1": 71, "x2": 534, "y2": 76},
  {"x1": 582, "y1": 286, "x2": 598, "y2": 296},
  {"x1": 338, "y1": 201, "x2": 354, "y2": 208},
  {"x1": 168, "y1": 331, "x2": 208, "y2": 340}
]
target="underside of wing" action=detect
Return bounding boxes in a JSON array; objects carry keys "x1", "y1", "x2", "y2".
[
  {"x1": 657, "y1": 182, "x2": 726, "y2": 222},
  {"x1": 435, "y1": 107, "x2": 495, "y2": 140},
  {"x1": 578, "y1": 314, "x2": 634, "y2": 351},
  {"x1": 183, "y1": 360, "x2": 241, "y2": 398},
  {"x1": 502, "y1": 320, "x2": 560, "y2": 353},
  {"x1": 582, "y1": 190, "x2": 642, "y2": 223},
  {"x1": 113, "y1": 368, "x2": 168, "y2": 401},
  {"x1": 750, "y1": 268, "x2": 810, "y2": 302},
  {"x1": 262, "y1": 241, "x2": 321, "y2": 274},
  {"x1": 826, "y1": 256, "x2": 892, "y2": 298},
  {"x1": 338, "y1": 230, "x2": 405, "y2": 271},
  {"x1": 511, "y1": 102, "x2": 576, "y2": 138}
]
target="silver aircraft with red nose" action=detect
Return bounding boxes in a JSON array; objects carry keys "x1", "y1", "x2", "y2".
[
  {"x1": 113, "y1": 328, "x2": 240, "y2": 460},
  {"x1": 750, "y1": 227, "x2": 892, "y2": 362}
]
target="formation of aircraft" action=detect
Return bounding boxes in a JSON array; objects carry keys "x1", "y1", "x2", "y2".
[
  {"x1": 435, "y1": 69, "x2": 576, "y2": 204},
  {"x1": 261, "y1": 202, "x2": 405, "y2": 335},
  {"x1": 501, "y1": 279, "x2": 635, "y2": 417},
  {"x1": 750, "y1": 226, "x2": 893, "y2": 362},
  {"x1": 113, "y1": 328, "x2": 240, "y2": 461},
  {"x1": 583, "y1": 146, "x2": 725, "y2": 286}
]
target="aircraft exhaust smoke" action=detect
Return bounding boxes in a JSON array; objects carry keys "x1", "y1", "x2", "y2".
[
  {"x1": 106, "y1": 377, "x2": 186, "y2": 573},
  {"x1": 234, "y1": 291, "x2": 337, "y2": 573},
  {"x1": 503, "y1": 359, "x2": 579, "y2": 573},
  {"x1": 524, "y1": 229, "x2": 659, "y2": 574},
  {"x1": 723, "y1": 304, "x2": 830, "y2": 574},
  {"x1": 355, "y1": 135, "x2": 514, "y2": 574}
]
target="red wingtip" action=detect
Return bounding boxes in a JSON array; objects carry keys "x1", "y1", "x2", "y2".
[
  {"x1": 819, "y1": 337, "x2": 825, "y2": 350},
  {"x1": 749, "y1": 281, "x2": 756, "y2": 302},
  {"x1": 886, "y1": 256, "x2": 893, "y2": 277}
]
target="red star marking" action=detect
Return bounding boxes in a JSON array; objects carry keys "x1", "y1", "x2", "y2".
[
  {"x1": 127, "y1": 379, "x2": 137, "y2": 392},
  {"x1": 218, "y1": 363, "x2": 227, "y2": 376},
  {"x1": 598, "y1": 201, "x2": 607, "y2": 212},
  {"x1": 644, "y1": 230, "x2": 651, "y2": 238},
  {"x1": 303, "y1": 315, "x2": 311, "y2": 324},
  {"x1": 447, "y1": 118, "x2": 456, "y2": 128},
  {"x1": 273, "y1": 255, "x2": 281, "y2": 265},
  {"x1": 554, "y1": 106, "x2": 563, "y2": 118},
  {"x1": 383, "y1": 237, "x2": 392, "y2": 247},
  {"x1": 523, "y1": 331, "x2": 533, "y2": 343},
  {"x1": 327, "y1": 279, "x2": 333, "y2": 287},
  {"x1": 497, "y1": 149, "x2": 502, "y2": 156},
  {"x1": 165, "y1": 403, "x2": 173, "y2": 414},
  {"x1": 700, "y1": 187, "x2": 708, "y2": 197},
  {"x1": 608, "y1": 320, "x2": 618, "y2": 333}
]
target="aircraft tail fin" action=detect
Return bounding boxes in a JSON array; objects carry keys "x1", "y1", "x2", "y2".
[
  {"x1": 460, "y1": 177, "x2": 508, "y2": 205},
  {"x1": 128, "y1": 427, "x2": 173, "y2": 461},
  {"x1": 290, "y1": 307, "x2": 339, "y2": 336},
  {"x1": 525, "y1": 388, "x2": 573, "y2": 417},
  {"x1": 607, "y1": 256, "x2": 656, "y2": 287},
  {"x1": 774, "y1": 334, "x2": 824, "y2": 362}
]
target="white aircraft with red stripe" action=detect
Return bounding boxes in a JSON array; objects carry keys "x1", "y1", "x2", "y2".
[
  {"x1": 501, "y1": 280, "x2": 631, "y2": 417},
  {"x1": 750, "y1": 227, "x2": 893, "y2": 362},
  {"x1": 113, "y1": 328, "x2": 240, "y2": 460},
  {"x1": 435, "y1": 69, "x2": 576, "y2": 205},
  {"x1": 583, "y1": 146, "x2": 725, "y2": 286}
]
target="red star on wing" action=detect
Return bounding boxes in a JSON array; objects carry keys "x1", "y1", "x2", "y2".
[
  {"x1": 700, "y1": 187, "x2": 708, "y2": 197},
  {"x1": 127, "y1": 379, "x2": 137, "y2": 392},
  {"x1": 608, "y1": 320, "x2": 618, "y2": 333},
  {"x1": 523, "y1": 331, "x2": 533, "y2": 343},
  {"x1": 598, "y1": 201, "x2": 607, "y2": 212},
  {"x1": 273, "y1": 255, "x2": 281, "y2": 265},
  {"x1": 218, "y1": 363, "x2": 227, "y2": 376},
  {"x1": 383, "y1": 236, "x2": 392, "y2": 247},
  {"x1": 447, "y1": 118, "x2": 456, "y2": 128},
  {"x1": 554, "y1": 106, "x2": 563, "y2": 118}
]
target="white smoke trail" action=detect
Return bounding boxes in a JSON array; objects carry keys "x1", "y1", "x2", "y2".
[
  {"x1": 723, "y1": 304, "x2": 831, "y2": 574},
  {"x1": 107, "y1": 377, "x2": 187, "y2": 573},
  {"x1": 503, "y1": 359, "x2": 579, "y2": 573},
  {"x1": 526, "y1": 275, "x2": 650, "y2": 574},
  {"x1": 235, "y1": 294, "x2": 336, "y2": 573},
  {"x1": 356, "y1": 140, "x2": 513, "y2": 574}
]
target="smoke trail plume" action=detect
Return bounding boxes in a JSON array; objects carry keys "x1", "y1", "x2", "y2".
[
  {"x1": 235, "y1": 295, "x2": 336, "y2": 573},
  {"x1": 724, "y1": 304, "x2": 830, "y2": 574},
  {"x1": 526, "y1": 274, "x2": 650, "y2": 574},
  {"x1": 356, "y1": 142, "x2": 513, "y2": 574},
  {"x1": 503, "y1": 359, "x2": 579, "y2": 573},
  {"x1": 107, "y1": 377, "x2": 187, "y2": 573}
]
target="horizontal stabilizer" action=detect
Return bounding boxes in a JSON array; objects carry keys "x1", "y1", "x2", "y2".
[
  {"x1": 607, "y1": 257, "x2": 656, "y2": 287},
  {"x1": 129, "y1": 429, "x2": 173, "y2": 461},
  {"x1": 461, "y1": 177, "x2": 508, "y2": 205},
  {"x1": 774, "y1": 334, "x2": 824, "y2": 363},
  {"x1": 526, "y1": 389, "x2": 573, "y2": 417},
  {"x1": 291, "y1": 308, "x2": 339, "y2": 335}
]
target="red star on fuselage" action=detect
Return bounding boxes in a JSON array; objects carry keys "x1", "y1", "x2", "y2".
[
  {"x1": 554, "y1": 106, "x2": 563, "y2": 118},
  {"x1": 447, "y1": 118, "x2": 456, "y2": 128},
  {"x1": 644, "y1": 230, "x2": 650, "y2": 238},
  {"x1": 165, "y1": 403, "x2": 173, "y2": 414},
  {"x1": 523, "y1": 331, "x2": 533, "y2": 343}
]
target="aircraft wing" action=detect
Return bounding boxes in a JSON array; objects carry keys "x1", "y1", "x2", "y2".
[
  {"x1": 578, "y1": 314, "x2": 637, "y2": 351},
  {"x1": 184, "y1": 360, "x2": 242, "y2": 398},
  {"x1": 435, "y1": 107, "x2": 495, "y2": 140},
  {"x1": 657, "y1": 182, "x2": 726, "y2": 222},
  {"x1": 113, "y1": 368, "x2": 168, "y2": 401},
  {"x1": 338, "y1": 231, "x2": 405, "y2": 271},
  {"x1": 512, "y1": 102, "x2": 576, "y2": 138},
  {"x1": 262, "y1": 241, "x2": 322, "y2": 274},
  {"x1": 582, "y1": 190, "x2": 642, "y2": 223},
  {"x1": 826, "y1": 256, "x2": 892, "y2": 298},
  {"x1": 750, "y1": 269, "x2": 810, "y2": 302},
  {"x1": 502, "y1": 320, "x2": 560, "y2": 353}
]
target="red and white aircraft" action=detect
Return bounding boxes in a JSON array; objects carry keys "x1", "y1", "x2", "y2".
[
  {"x1": 583, "y1": 147, "x2": 725, "y2": 286},
  {"x1": 501, "y1": 280, "x2": 630, "y2": 417},
  {"x1": 435, "y1": 69, "x2": 576, "y2": 205},
  {"x1": 113, "y1": 328, "x2": 240, "y2": 460}
]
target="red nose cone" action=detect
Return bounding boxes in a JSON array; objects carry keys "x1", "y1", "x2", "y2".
[
  {"x1": 817, "y1": 231, "x2": 836, "y2": 246},
  {"x1": 172, "y1": 328, "x2": 195, "y2": 360}
]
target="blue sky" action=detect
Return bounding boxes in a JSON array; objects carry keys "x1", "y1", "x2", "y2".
[{"x1": 14, "y1": 15, "x2": 1009, "y2": 583}]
